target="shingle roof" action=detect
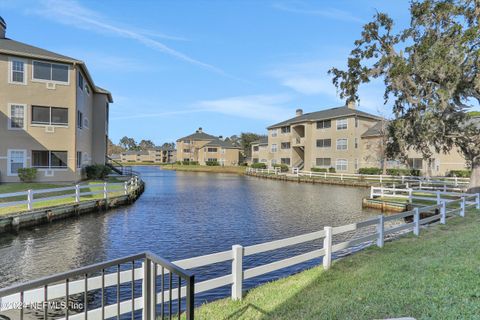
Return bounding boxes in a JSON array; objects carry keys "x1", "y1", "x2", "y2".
[
  {"x1": 361, "y1": 121, "x2": 388, "y2": 138},
  {"x1": 0, "y1": 37, "x2": 113, "y2": 102},
  {"x1": 205, "y1": 139, "x2": 241, "y2": 149},
  {"x1": 251, "y1": 136, "x2": 268, "y2": 145},
  {"x1": 267, "y1": 106, "x2": 381, "y2": 129},
  {"x1": 177, "y1": 131, "x2": 219, "y2": 142},
  {"x1": 122, "y1": 150, "x2": 149, "y2": 155}
]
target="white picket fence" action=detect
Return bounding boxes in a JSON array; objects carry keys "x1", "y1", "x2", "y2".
[
  {"x1": 0, "y1": 176, "x2": 140, "y2": 212},
  {"x1": 2, "y1": 188, "x2": 478, "y2": 318}
]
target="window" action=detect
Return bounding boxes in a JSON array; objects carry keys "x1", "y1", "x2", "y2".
[
  {"x1": 32, "y1": 106, "x2": 68, "y2": 126},
  {"x1": 207, "y1": 158, "x2": 217, "y2": 162},
  {"x1": 8, "y1": 150, "x2": 26, "y2": 176},
  {"x1": 281, "y1": 142, "x2": 291, "y2": 149},
  {"x1": 408, "y1": 158, "x2": 423, "y2": 170},
  {"x1": 78, "y1": 72, "x2": 84, "y2": 90},
  {"x1": 183, "y1": 149, "x2": 190, "y2": 153},
  {"x1": 83, "y1": 118, "x2": 89, "y2": 129},
  {"x1": 253, "y1": 158, "x2": 259, "y2": 163},
  {"x1": 8, "y1": 104, "x2": 26, "y2": 130},
  {"x1": 207, "y1": 147, "x2": 218, "y2": 153},
  {"x1": 77, "y1": 111, "x2": 83, "y2": 129},
  {"x1": 355, "y1": 138, "x2": 358, "y2": 149},
  {"x1": 10, "y1": 58, "x2": 26, "y2": 84},
  {"x1": 336, "y1": 139, "x2": 348, "y2": 150},
  {"x1": 316, "y1": 139, "x2": 331, "y2": 148},
  {"x1": 355, "y1": 159, "x2": 359, "y2": 170},
  {"x1": 271, "y1": 159, "x2": 277, "y2": 165},
  {"x1": 316, "y1": 158, "x2": 331, "y2": 167},
  {"x1": 336, "y1": 159, "x2": 348, "y2": 171},
  {"x1": 355, "y1": 117, "x2": 359, "y2": 128},
  {"x1": 271, "y1": 129, "x2": 277, "y2": 137},
  {"x1": 33, "y1": 61, "x2": 69, "y2": 83},
  {"x1": 336, "y1": 118, "x2": 348, "y2": 130},
  {"x1": 271, "y1": 144, "x2": 278, "y2": 152},
  {"x1": 281, "y1": 126, "x2": 290, "y2": 134},
  {"x1": 253, "y1": 146, "x2": 259, "y2": 152},
  {"x1": 316, "y1": 120, "x2": 331, "y2": 129},
  {"x1": 76, "y1": 151, "x2": 82, "y2": 168},
  {"x1": 32, "y1": 150, "x2": 68, "y2": 168},
  {"x1": 281, "y1": 158, "x2": 290, "y2": 165}
]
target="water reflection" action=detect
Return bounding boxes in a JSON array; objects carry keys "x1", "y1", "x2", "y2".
[{"x1": 0, "y1": 166, "x2": 378, "y2": 303}]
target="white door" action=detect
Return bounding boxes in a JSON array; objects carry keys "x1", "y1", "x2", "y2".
[{"x1": 7, "y1": 149, "x2": 26, "y2": 176}]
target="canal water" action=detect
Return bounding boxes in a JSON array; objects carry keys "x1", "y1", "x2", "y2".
[{"x1": 0, "y1": 166, "x2": 379, "y2": 306}]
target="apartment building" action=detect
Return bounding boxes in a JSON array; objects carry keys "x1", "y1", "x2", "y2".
[
  {"x1": 261, "y1": 103, "x2": 469, "y2": 175},
  {"x1": 250, "y1": 137, "x2": 270, "y2": 164},
  {"x1": 0, "y1": 18, "x2": 112, "y2": 182},
  {"x1": 118, "y1": 147, "x2": 176, "y2": 163},
  {"x1": 176, "y1": 128, "x2": 240, "y2": 166}
]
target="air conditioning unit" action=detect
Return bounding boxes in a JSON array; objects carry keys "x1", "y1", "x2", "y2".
[
  {"x1": 45, "y1": 126, "x2": 55, "y2": 133},
  {"x1": 46, "y1": 82, "x2": 56, "y2": 90},
  {"x1": 44, "y1": 170, "x2": 54, "y2": 177}
]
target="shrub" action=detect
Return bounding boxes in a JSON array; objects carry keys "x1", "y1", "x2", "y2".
[
  {"x1": 190, "y1": 161, "x2": 199, "y2": 165},
  {"x1": 358, "y1": 167, "x2": 383, "y2": 175},
  {"x1": 176, "y1": 161, "x2": 182, "y2": 165},
  {"x1": 251, "y1": 163, "x2": 267, "y2": 169},
  {"x1": 182, "y1": 160, "x2": 190, "y2": 165},
  {"x1": 17, "y1": 168, "x2": 37, "y2": 182},
  {"x1": 447, "y1": 170, "x2": 471, "y2": 178},
  {"x1": 328, "y1": 167, "x2": 336, "y2": 173},
  {"x1": 85, "y1": 164, "x2": 112, "y2": 180},
  {"x1": 386, "y1": 168, "x2": 420, "y2": 176},
  {"x1": 273, "y1": 164, "x2": 289, "y2": 172},
  {"x1": 311, "y1": 167, "x2": 327, "y2": 172},
  {"x1": 206, "y1": 160, "x2": 219, "y2": 166}
]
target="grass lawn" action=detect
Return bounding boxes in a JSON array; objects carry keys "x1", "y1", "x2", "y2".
[
  {"x1": 0, "y1": 179, "x2": 127, "y2": 216},
  {"x1": 162, "y1": 164, "x2": 246, "y2": 175},
  {"x1": 193, "y1": 207, "x2": 480, "y2": 320}
]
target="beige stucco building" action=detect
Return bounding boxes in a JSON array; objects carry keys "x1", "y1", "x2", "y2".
[
  {"x1": 176, "y1": 128, "x2": 240, "y2": 166},
  {"x1": 118, "y1": 148, "x2": 176, "y2": 163},
  {"x1": 0, "y1": 18, "x2": 112, "y2": 182},
  {"x1": 257, "y1": 103, "x2": 470, "y2": 175}
]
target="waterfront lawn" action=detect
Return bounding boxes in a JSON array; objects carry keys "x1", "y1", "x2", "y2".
[
  {"x1": 193, "y1": 208, "x2": 480, "y2": 320},
  {"x1": 0, "y1": 180, "x2": 126, "y2": 216},
  {"x1": 162, "y1": 164, "x2": 246, "y2": 175}
]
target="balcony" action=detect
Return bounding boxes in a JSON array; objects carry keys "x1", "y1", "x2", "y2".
[{"x1": 292, "y1": 136, "x2": 305, "y2": 147}]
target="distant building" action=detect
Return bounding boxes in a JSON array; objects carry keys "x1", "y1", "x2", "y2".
[
  {"x1": 116, "y1": 147, "x2": 176, "y2": 164},
  {"x1": 0, "y1": 17, "x2": 112, "y2": 182},
  {"x1": 176, "y1": 128, "x2": 240, "y2": 166},
  {"x1": 250, "y1": 137, "x2": 269, "y2": 165}
]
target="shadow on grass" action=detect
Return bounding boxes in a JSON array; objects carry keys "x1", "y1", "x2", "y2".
[{"x1": 224, "y1": 304, "x2": 270, "y2": 319}]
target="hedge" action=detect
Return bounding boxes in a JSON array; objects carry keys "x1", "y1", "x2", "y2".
[
  {"x1": 358, "y1": 167, "x2": 382, "y2": 175},
  {"x1": 311, "y1": 167, "x2": 328, "y2": 173},
  {"x1": 386, "y1": 168, "x2": 420, "y2": 176},
  {"x1": 273, "y1": 164, "x2": 289, "y2": 172},
  {"x1": 251, "y1": 163, "x2": 267, "y2": 169},
  {"x1": 206, "y1": 160, "x2": 220, "y2": 166},
  {"x1": 17, "y1": 168, "x2": 37, "y2": 182},
  {"x1": 85, "y1": 164, "x2": 111, "y2": 180},
  {"x1": 447, "y1": 170, "x2": 471, "y2": 178}
]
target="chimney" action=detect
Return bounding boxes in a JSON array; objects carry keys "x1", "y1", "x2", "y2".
[
  {"x1": 347, "y1": 100, "x2": 356, "y2": 109},
  {"x1": 0, "y1": 17, "x2": 6, "y2": 39},
  {"x1": 296, "y1": 108, "x2": 303, "y2": 117},
  {"x1": 198, "y1": 127, "x2": 203, "y2": 133},
  {"x1": 218, "y1": 135, "x2": 223, "y2": 139}
]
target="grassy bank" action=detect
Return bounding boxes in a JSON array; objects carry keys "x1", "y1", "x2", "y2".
[
  {"x1": 194, "y1": 208, "x2": 480, "y2": 319},
  {"x1": 162, "y1": 164, "x2": 246, "y2": 175}
]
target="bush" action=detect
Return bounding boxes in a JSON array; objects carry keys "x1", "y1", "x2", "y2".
[
  {"x1": 328, "y1": 167, "x2": 336, "y2": 173},
  {"x1": 447, "y1": 170, "x2": 471, "y2": 178},
  {"x1": 206, "y1": 160, "x2": 219, "y2": 166},
  {"x1": 17, "y1": 168, "x2": 37, "y2": 182},
  {"x1": 358, "y1": 167, "x2": 383, "y2": 175},
  {"x1": 176, "y1": 161, "x2": 182, "y2": 165},
  {"x1": 251, "y1": 163, "x2": 267, "y2": 169},
  {"x1": 311, "y1": 167, "x2": 328, "y2": 172},
  {"x1": 85, "y1": 164, "x2": 111, "y2": 180},
  {"x1": 386, "y1": 168, "x2": 420, "y2": 176},
  {"x1": 190, "y1": 161, "x2": 199, "y2": 165},
  {"x1": 273, "y1": 164, "x2": 289, "y2": 172}
]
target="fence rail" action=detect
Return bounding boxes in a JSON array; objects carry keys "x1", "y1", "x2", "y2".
[
  {"x1": 2, "y1": 188, "x2": 479, "y2": 319},
  {"x1": 0, "y1": 176, "x2": 140, "y2": 212}
]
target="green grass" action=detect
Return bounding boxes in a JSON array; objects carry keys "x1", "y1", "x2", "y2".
[
  {"x1": 162, "y1": 164, "x2": 246, "y2": 175},
  {"x1": 193, "y1": 208, "x2": 480, "y2": 320},
  {"x1": 0, "y1": 179, "x2": 127, "y2": 216}
]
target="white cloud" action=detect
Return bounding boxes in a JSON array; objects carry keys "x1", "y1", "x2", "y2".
[
  {"x1": 273, "y1": 3, "x2": 365, "y2": 24},
  {"x1": 29, "y1": 0, "x2": 227, "y2": 75},
  {"x1": 196, "y1": 94, "x2": 294, "y2": 122}
]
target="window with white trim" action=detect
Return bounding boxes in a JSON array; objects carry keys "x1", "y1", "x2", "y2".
[
  {"x1": 316, "y1": 158, "x2": 331, "y2": 167},
  {"x1": 271, "y1": 129, "x2": 277, "y2": 137},
  {"x1": 336, "y1": 139, "x2": 348, "y2": 150},
  {"x1": 32, "y1": 106, "x2": 68, "y2": 126},
  {"x1": 8, "y1": 104, "x2": 26, "y2": 130},
  {"x1": 10, "y1": 58, "x2": 26, "y2": 84},
  {"x1": 271, "y1": 144, "x2": 278, "y2": 152},
  {"x1": 33, "y1": 61, "x2": 69, "y2": 83},
  {"x1": 336, "y1": 159, "x2": 348, "y2": 171},
  {"x1": 32, "y1": 150, "x2": 68, "y2": 168},
  {"x1": 336, "y1": 118, "x2": 348, "y2": 130}
]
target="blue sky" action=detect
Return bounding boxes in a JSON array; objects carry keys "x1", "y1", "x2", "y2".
[{"x1": 1, "y1": 1, "x2": 423, "y2": 144}]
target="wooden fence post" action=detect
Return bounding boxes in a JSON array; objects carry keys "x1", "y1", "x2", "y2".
[
  {"x1": 376, "y1": 215, "x2": 384, "y2": 248},
  {"x1": 232, "y1": 245, "x2": 243, "y2": 300},
  {"x1": 27, "y1": 189, "x2": 33, "y2": 210},
  {"x1": 440, "y1": 200, "x2": 446, "y2": 224},
  {"x1": 460, "y1": 196, "x2": 465, "y2": 217},
  {"x1": 323, "y1": 226, "x2": 332, "y2": 270},
  {"x1": 75, "y1": 185, "x2": 80, "y2": 203},
  {"x1": 413, "y1": 207, "x2": 420, "y2": 236}
]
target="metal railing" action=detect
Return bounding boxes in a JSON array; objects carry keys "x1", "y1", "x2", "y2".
[
  {"x1": 0, "y1": 176, "x2": 140, "y2": 212},
  {"x1": 0, "y1": 252, "x2": 194, "y2": 320}
]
